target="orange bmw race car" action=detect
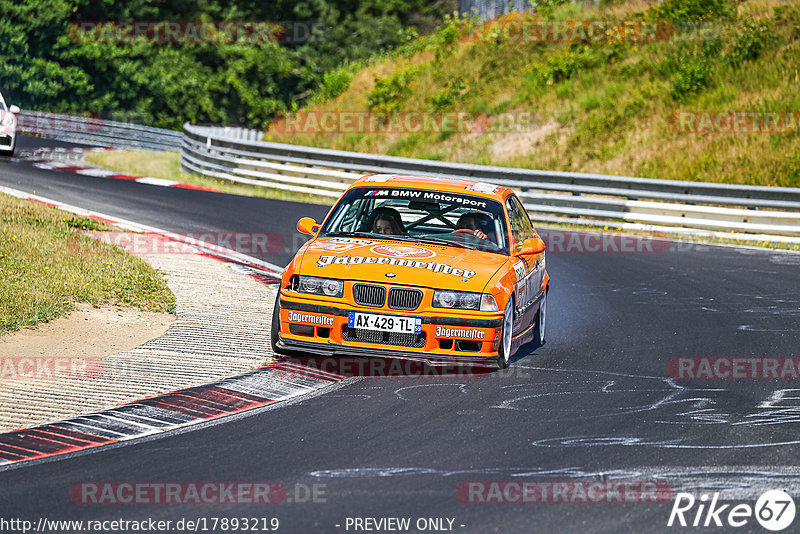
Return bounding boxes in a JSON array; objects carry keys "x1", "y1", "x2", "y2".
[{"x1": 271, "y1": 174, "x2": 549, "y2": 368}]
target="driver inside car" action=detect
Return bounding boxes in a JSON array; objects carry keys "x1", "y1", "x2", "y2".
[{"x1": 455, "y1": 212, "x2": 489, "y2": 240}]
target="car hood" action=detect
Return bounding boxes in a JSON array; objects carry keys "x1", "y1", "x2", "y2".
[{"x1": 297, "y1": 237, "x2": 508, "y2": 292}]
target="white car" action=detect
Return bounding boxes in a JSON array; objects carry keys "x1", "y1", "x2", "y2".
[{"x1": 0, "y1": 92, "x2": 20, "y2": 156}]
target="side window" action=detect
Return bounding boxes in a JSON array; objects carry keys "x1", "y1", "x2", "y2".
[
  {"x1": 328, "y1": 198, "x2": 372, "y2": 233},
  {"x1": 506, "y1": 195, "x2": 534, "y2": 244}
]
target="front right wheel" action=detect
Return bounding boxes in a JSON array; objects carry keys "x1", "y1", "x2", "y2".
[
  {"x1": 270, "y1": 296, "x2": 284, "y2": 355},
  {"x1": 497, "y1": 301, "x2": 514, "y2": 369}
]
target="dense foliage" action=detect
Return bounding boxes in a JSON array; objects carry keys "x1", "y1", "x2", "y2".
[
  {"x1": 265, "y1": 0, "x2": 800, "y2": 187},
  {"x1": 0, "y1": 0, "x2": 453, "y2": 128}
]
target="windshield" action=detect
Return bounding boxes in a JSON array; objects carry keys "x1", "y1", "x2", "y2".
[{"x1": 321, "y1": 187, "x2": 509, "y2": 255}]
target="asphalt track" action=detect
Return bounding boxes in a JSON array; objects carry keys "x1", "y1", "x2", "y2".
[{"x1": 2, "y1": 136, "x2": 800, "y2": 533}]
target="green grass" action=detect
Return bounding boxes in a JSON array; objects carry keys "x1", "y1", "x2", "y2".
[
  {"x1": 83, "y1": 150, "x2": 334, "y2": 206},
  {"x1": 0, "y1": 193, "x2": 175, "y2": 335},
  {"x1": 82, "y1": 150, "x2": 183, "y2": 183},
  {"x1": 263, "y1": 0, "x2": 800, "y2": 188}
]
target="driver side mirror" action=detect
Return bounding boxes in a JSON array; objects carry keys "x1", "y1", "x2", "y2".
[
  {"x1": 297, "y1": 217, "x2": 320, "y2": 236},
  {"x1": 8, "y1": 105, "x2": 20, "y2": 114},
  {"x1": 514, "y1": 237, "x2": 546, "y2": 256}
]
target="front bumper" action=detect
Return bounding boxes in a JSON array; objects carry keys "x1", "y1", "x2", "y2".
[{"x1": 277, "y1": 296, "x2": 503, "y2": 367}]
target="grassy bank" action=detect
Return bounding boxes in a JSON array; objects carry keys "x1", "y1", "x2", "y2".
[
  {"x1": 83, "y1": 150, "x2": 333, "y2": 205},
  {"x1": 264, "y1": 0, "x2": 800, "y2": 187},
  {"x1": 0, "y1": 193, "x2": 175, "y2": 335}
]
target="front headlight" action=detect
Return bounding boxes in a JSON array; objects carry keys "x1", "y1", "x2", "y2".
[
  {"x1": 294, "y1": 276, "x2": 343, "y2": 298},
  {"x1": 433, "y1": 291, "x2": 497, "y2": 311}
]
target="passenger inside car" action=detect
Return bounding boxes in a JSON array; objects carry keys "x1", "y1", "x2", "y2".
[{"x1": 365, "y1": 207, "x2": 406, "y2": 235}]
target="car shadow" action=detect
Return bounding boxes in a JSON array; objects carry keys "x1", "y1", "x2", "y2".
[{"x1": 508, "y1": 339, "x2": 545, "y2": 366}]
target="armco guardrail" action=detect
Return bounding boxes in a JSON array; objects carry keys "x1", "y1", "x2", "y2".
[
  {"x1": 17, "y1": 110, "x2": 181, "y2": 151},
  {"x1": 181, "y1": 122, "x2": 800, "y2": 241}
]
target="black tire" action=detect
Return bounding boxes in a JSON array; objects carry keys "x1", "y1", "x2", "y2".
[
  {"x1": 270, "y1": 295, "x2": 284, "y2": 355},
  {"x1": 497, "y1": 301, "x2": 513, "y2": 369},
  {"x1": 533, "y1": 289, "x2": 547, "y2": 347}
]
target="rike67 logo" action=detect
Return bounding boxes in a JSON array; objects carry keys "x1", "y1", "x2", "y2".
[{"x1": 668, "y1": 490, "x2": 795, "y2": 531}]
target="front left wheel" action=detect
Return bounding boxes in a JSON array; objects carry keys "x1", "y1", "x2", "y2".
[{"x1": 533, "y1": 290, "x2": 547, "y2": 347}]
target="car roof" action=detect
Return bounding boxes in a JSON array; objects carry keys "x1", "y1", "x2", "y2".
[{"x1": 350, "y1": 174, "x2": 513, "y2": 202}]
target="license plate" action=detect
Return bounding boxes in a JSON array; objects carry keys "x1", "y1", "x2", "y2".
[{"x1": 348, "y1": 312, "x2": 422, "y2": 334}]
